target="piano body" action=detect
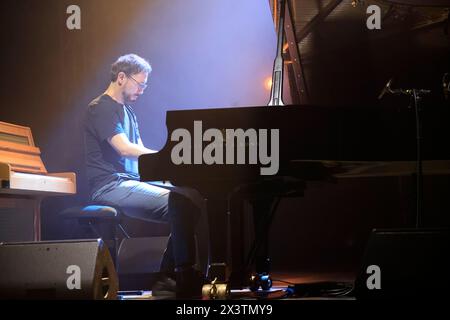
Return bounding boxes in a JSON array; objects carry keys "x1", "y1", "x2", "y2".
[{"x1": 0, "y1": 121, "x2": 76, "y2": 242}]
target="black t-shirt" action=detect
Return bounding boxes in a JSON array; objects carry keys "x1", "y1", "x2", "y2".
[{"x1": 84, "y1": 94, "x2": 141, "y2": 195}]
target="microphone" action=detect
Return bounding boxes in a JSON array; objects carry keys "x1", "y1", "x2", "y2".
[{"x1": 378, "y1": 78, "x2": 392, "y2": 100}]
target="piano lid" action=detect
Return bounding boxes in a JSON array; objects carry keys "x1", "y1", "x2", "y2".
[{"x1": 269, "y1": 0, "x2": 450, "y2": 106}]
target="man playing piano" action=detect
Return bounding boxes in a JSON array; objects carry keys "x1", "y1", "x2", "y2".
[{"x1": 83, "y1": 53, "x2": 204, "y2": 298}]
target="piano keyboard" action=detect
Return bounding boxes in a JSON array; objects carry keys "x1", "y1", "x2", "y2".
[{"x1": 2, "y1": 171, "x2": 76, "y2": 196}]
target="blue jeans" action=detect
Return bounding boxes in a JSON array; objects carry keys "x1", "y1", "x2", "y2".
[{"x1": 92, "y1": 179, "x2": 204, "y2": 270}]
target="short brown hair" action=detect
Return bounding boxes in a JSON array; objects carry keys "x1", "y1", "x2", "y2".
[{"x1": 110, "y1": 54, "x2": 152, "y2": 82}]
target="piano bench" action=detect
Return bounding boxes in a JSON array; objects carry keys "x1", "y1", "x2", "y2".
[{"x1": 59, "y1": 205, "x2": 130, "y2": 267}]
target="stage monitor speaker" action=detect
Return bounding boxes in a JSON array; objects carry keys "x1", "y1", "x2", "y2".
[
  {"x1": 0, "y1": 239, "x2": 118, "y2": 299},
  {"x1": 355, "y1": 228, "x2": 450, "y2": 299}
]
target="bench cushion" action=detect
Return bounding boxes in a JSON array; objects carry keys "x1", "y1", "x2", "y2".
[{"x1": 60, "y1": 205, "x2": 120, "y2": 220}]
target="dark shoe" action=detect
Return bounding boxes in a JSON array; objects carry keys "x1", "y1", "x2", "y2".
[
  {"x1": 152, "y1": 275, "x2": 176, "y2": 297},
  {"x1": 175, "y1": 267, "x2": 205, "y2": 299}
]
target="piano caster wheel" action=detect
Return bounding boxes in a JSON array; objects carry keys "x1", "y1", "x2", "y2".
[
  {"x1": 260, "y1": 275, "x2": 273, "y2": 291},
  {"x1": 202, "y1": 278, "x2": 230, "y2": 300},
  {"x1": 249, "y1": 273, "x2": 273, "y2": 292}
]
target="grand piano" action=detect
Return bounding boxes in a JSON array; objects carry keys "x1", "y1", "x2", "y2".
[
  {"x1": 0, "y1": 121, "x2": 76, "y2": 242},
  {"x1": 139, "y1": 103, "x2": 450, "y2": 287},
  {"x1": 139, "y1": 0, "x2": 450, "y2": 294}
]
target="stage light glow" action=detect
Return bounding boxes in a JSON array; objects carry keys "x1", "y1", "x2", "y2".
[{"x1": 264, "y1": 76, "x2": 272, "y2": 91}]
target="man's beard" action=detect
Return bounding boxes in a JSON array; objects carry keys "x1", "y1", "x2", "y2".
[{"x1": 122, "y1": 91, "x2": 138, "y2": 104}]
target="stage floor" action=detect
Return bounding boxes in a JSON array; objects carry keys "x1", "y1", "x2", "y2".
[{"x1": 118, "y1": 270, "x2": 357, "y2": 300}]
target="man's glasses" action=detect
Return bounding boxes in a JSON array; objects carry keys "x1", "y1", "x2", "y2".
[{"x1": 128, "y1": 75, "x2": 148, "y2": 90}]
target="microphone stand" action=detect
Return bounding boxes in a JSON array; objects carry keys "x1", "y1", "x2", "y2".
[
  {"x1": 412, "y1": 89, "x2": 424, "y2": 228},
  {"x1": 267, "y1": 0, "x2": 286, "y2": 106},
  {"x1": 382, "y1": 83, "x2": 431, "y2": 228}
]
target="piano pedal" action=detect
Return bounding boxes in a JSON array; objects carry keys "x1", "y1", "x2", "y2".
[
  {"x1": 202, "y1": 263, "x2": 231, "y2": 299},
  {"x1": 249, "y1": 273, "x2": 273, "y2": 292},
  {"x1": 202, "y1": 278, "x2": 230, "y2": 300}
]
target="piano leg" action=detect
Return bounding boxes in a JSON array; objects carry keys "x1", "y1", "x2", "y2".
[
  {"x1": 206, "y1": 192, "x2": 273, "y2": 289},
  {"x1": 228, "y1": 194, "x2": 278, "y2": 290},
  {"x1": 198, "y1": 195, "x2": 234, "y2": 299},
  {"x1": 204, "y1": 196, "x2": 230, "y2": 282},
  {"x1": 251, "y1": 198, "x2": 273, "y2": 275},
  {"x1": 229, "y1": 193, "x2": 252, "y2": 289},
  {"x1": 242, "y1": 197, "x2": 280, "y2": 292},
  {"x1": 33, "y1": 198, "x2": 41, "y2": 241}
]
